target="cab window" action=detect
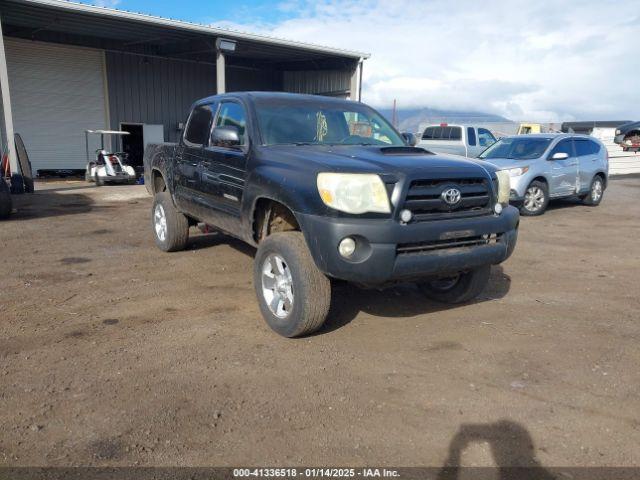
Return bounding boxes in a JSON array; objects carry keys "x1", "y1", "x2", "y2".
[
  {"x1": 467, "y1": 127, "x2": 477, "y2": 146},
  {"x1": 214, "y1": 101, "x2": 247, "y2": 147},
  {"x1": 478, "y1": 128, "x2": 496, "y2": 148},
  {"x1": 184, "y1": 105, "x2": 214, "y2": 147},
  {"x1": 422, "y1": 126, "x2": 462, "y2": 140}
]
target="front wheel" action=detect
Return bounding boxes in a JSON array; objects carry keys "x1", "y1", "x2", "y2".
[
  {"x1": 520, "y1": 180, "x2": 549, "y2": 216},
  {"x1": 417, "y1": 265, "x2": 491, "y2": 304},
  {"x1": 254, "y1": 232, "x2": 331, "y2": 338},
  {"x1": 582, "y1": 175, "x2": 604, "y2": 206},
  {"x1": 151, "y1": 192, "x2": 189, "y2": 252}
]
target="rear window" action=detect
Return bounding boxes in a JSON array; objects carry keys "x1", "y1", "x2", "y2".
[
  {"x1": 575, "y1": 139, "x2": 600, "y2": 156},
  {"x1": 422, "y1": 126, "x2": 462, "y2": 141},
  {"x1": 184, "y1": 105, "x2": 214, "y2": 146}
]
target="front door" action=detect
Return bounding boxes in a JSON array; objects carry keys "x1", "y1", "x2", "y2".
[
  {"x1": 200, "y1": 100, "x2": 249, "y2": 234},
  {"x1": 547, "y1": 139, "x2": 578, "y2": 197},
  {"x1": 476, "y1": 128, "x2": 496, "y2": 157},
  {"x1": 173, "y1": 104, "x2": 214, "y2": 217}
]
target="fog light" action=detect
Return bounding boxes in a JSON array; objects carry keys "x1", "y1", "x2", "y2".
[
  {"x1": 338, "y1": 237, "x2": 356, "y2": 258},
  {"x1": 400, "y1": 209, "x2": 412, "y2": 223},
  {"x1": 494, "y1": 203, "x2": 503, "y2": 214}
]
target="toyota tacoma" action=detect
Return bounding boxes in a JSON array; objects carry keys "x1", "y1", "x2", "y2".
[{"x1": 144, "y1": 92, "x2": 519, "y2": 337}]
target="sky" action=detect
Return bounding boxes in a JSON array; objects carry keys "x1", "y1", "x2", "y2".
[{"x1": 88, "y1": 0, "x2": 639, "y2": 122}]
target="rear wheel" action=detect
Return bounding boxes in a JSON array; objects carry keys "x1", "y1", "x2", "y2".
[
  {"x1": 582, "y1": 175, "x2": 604, "y2": 206},
  {"x1": 520, "y1": 180, "x2": 549, "y2": 216},
  {"x1": 254, "y1": 232, "x2": 331, "y2": 338},
  {"x1": 151, "y1": 192, "x2": 189, "y2": 252},
  {"x1": 417, "y1": 265, "x2": 491, "y2": 304},
  {"x1": 0, "y1": 180, "x2": 12, "y2": 219}
]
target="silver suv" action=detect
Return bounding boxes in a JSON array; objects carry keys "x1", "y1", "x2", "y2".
[{"x1": 478, "y1": 134, "x2": 609, "y2": 216}]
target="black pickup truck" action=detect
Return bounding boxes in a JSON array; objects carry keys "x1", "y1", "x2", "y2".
[{"x1": 144, "y1": 92, "x2": 519, "y2": 337}]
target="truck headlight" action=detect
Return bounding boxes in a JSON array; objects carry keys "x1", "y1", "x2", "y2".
[
  {"x1": 615, "y1": 129, "x2": 621, "y2": 135},
  {"x1": 506, "y1": 166, "x2": 529, "y2": 177},
  {"x1": 495, "y1": 170, "x2": 511, "y2": 206},
  {"x1": 317, "y1": 173, "x2": 391, "y2": 214}
]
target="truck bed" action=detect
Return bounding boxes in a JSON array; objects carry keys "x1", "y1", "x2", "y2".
[{"x1": 143, "y1": 142, "x2": 177, "y2": 195}]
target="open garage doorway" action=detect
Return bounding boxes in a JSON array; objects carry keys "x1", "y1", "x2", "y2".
[
  {"x1": 120, "y1": 123, "x2": 164, "y2": 174},
  {"x1": 120, "y1": 123, "x2": 144, "y2": 172}
]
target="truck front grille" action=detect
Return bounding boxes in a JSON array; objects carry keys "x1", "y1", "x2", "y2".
[
  {"x1": 397, "y1": 233, "x2": 502, "y2": 255},
  {"x1": 402, "y1": 178, "x2": 492, "y2": 222}
]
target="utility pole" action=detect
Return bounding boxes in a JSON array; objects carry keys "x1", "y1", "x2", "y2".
[{"x1": 391, "y1": 99, "x2": 398, "y2": 128}]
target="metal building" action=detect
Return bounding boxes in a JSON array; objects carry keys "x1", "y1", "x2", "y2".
[{"x1": 0, "y1": 0, "x2": 368, "y2": 175}]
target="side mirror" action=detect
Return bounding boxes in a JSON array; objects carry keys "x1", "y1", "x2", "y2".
[
  {"x1": 211, "y1": 126, "x2": 241, "y2": 147},
  {"x1": 550, "y1": 152, "x2": 569, "y2": 160},
  {"x1": 401, "y1": 132, "x2": 417, "y2": 146}
]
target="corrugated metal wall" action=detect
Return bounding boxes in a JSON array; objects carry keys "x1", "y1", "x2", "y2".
[
  {"x1": 105, "y1": 52, "x2": 216, "y2": 143},
  {"x1": 283, "y1": 70, "x2": 351, "y2": 97},
  {"x1": 106, "y1": 52, "x2": 283, "y2": 144}
]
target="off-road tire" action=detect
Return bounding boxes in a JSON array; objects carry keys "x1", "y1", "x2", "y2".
[
  {"x1": 520, "y1": 180, "x2": 549, "y2": 216},
  {"x1": 0, "y1": 180, "x2": 12, "y2": 219},
  {"x1": 418, "y1": 265, "x2": 491, "y2": 304},
  {"x1": 582, "y1": 175, "x2": 604, "y2": 206},
  {"x1": 94, "y1": 172, "x2": 104, "y2": 187},
  {"x1": 254, "y1": 232, "x2": 331, "y2": 338},
  {"x1": 152, "y1": 191, "x2": 189, "y2": 252}
]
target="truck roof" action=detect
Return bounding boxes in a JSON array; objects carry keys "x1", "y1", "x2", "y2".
[
  {"x1": 194, "y1": 91, "x2": 356, "y2": 107},
  {"x1": 505, "y1": 133, "x2": 598, "y2": 141}
]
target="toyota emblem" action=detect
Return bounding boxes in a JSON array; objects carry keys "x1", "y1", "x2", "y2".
[{"x1": 441, "y1": 187, "x2": 462, "y2": 206}]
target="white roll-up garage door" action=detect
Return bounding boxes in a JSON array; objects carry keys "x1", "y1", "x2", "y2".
[{"x1": 5, "y1": 38, "x2": 107, "y2": 173}]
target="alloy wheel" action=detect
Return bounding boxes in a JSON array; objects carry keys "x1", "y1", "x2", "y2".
[
  {"x1": 154, "y1": 204, "x2": 167, "y2": 242},
  {"x1": 524, "y1": 186, "x2": 545, "y2": 212},
  {"x1": 591, "y1": 179, "x2": 603, "y2": 202},
  {"x1": 261, "y1": 253, "x2": 294, "y2": 318}
]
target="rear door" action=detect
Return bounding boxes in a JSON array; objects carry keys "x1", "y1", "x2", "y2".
[
  {"x1": 575, "y1": 139, "x2": 601, "y2": 193},
  {"x1": 174, "y1": 104, "x2": 214, "y2": 216},
  {"x1": 547, "y1": 139, "x2": 578, "y2": 197},
  {"x1": 199, "y1": 100, "x2": 249, "y2": 233},
  {"x1": 466, "y1": 127, "x2": 478, "y2": 156}
]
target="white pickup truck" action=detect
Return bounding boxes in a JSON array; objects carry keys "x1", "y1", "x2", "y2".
[{"x1": 418, "y1": 124, "x2": 497, "y2": 158}]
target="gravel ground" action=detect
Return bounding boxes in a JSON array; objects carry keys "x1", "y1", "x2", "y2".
[{"x1": 0, "y1": 177, "x2": 639, "y2": 468}]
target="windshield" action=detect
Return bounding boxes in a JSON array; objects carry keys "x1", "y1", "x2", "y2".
[
  {"x1": 479, "y1": 137, "x2": 552, "y2": 160},
  {"x1": 254, "y1": 99, "x2": 405, "y2": 146}
]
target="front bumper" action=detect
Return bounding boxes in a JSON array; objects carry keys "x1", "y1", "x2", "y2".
[{"x1": 297, "y1": 207, "x2": 519, "y2": 286}]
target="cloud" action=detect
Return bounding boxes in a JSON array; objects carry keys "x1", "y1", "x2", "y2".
[{"x1": 211, "y1": 0, "x2": 640, "y2": 121}]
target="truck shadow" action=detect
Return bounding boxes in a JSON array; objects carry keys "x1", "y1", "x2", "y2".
[
  {"x1": 319, "y1": 265, "x2": 511, "y2": 335},
  {"x1": 436, "y1": 419, "x2": 554, "y2": 480},
  {"x1": 186, "y1": 232, "x2": 512, "y2": 336},
  {"x1": 6, "y1": 190, "x2": 95, "y2": 220}
]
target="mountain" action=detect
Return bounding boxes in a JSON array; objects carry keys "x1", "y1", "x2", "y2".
[{"x1": 377, "y1": 107, "x2": 516, "y2": 134}]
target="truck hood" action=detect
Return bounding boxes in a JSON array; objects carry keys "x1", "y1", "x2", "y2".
[{"x1": 263, "y1": 145, "x2": 496, "y2": 177}]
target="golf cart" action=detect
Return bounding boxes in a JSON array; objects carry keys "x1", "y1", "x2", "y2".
[{"x1": 85, "y1": 130, "x2": 137, "y2": 185}]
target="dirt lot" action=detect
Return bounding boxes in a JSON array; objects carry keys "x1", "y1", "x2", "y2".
[{"x1": 1, "y1": 178, "x2": 639, "y2": 468}]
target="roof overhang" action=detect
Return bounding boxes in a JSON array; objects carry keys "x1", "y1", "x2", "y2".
[{"x1": 0, "y1": 0, "x2": 369, "y2": 68}]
